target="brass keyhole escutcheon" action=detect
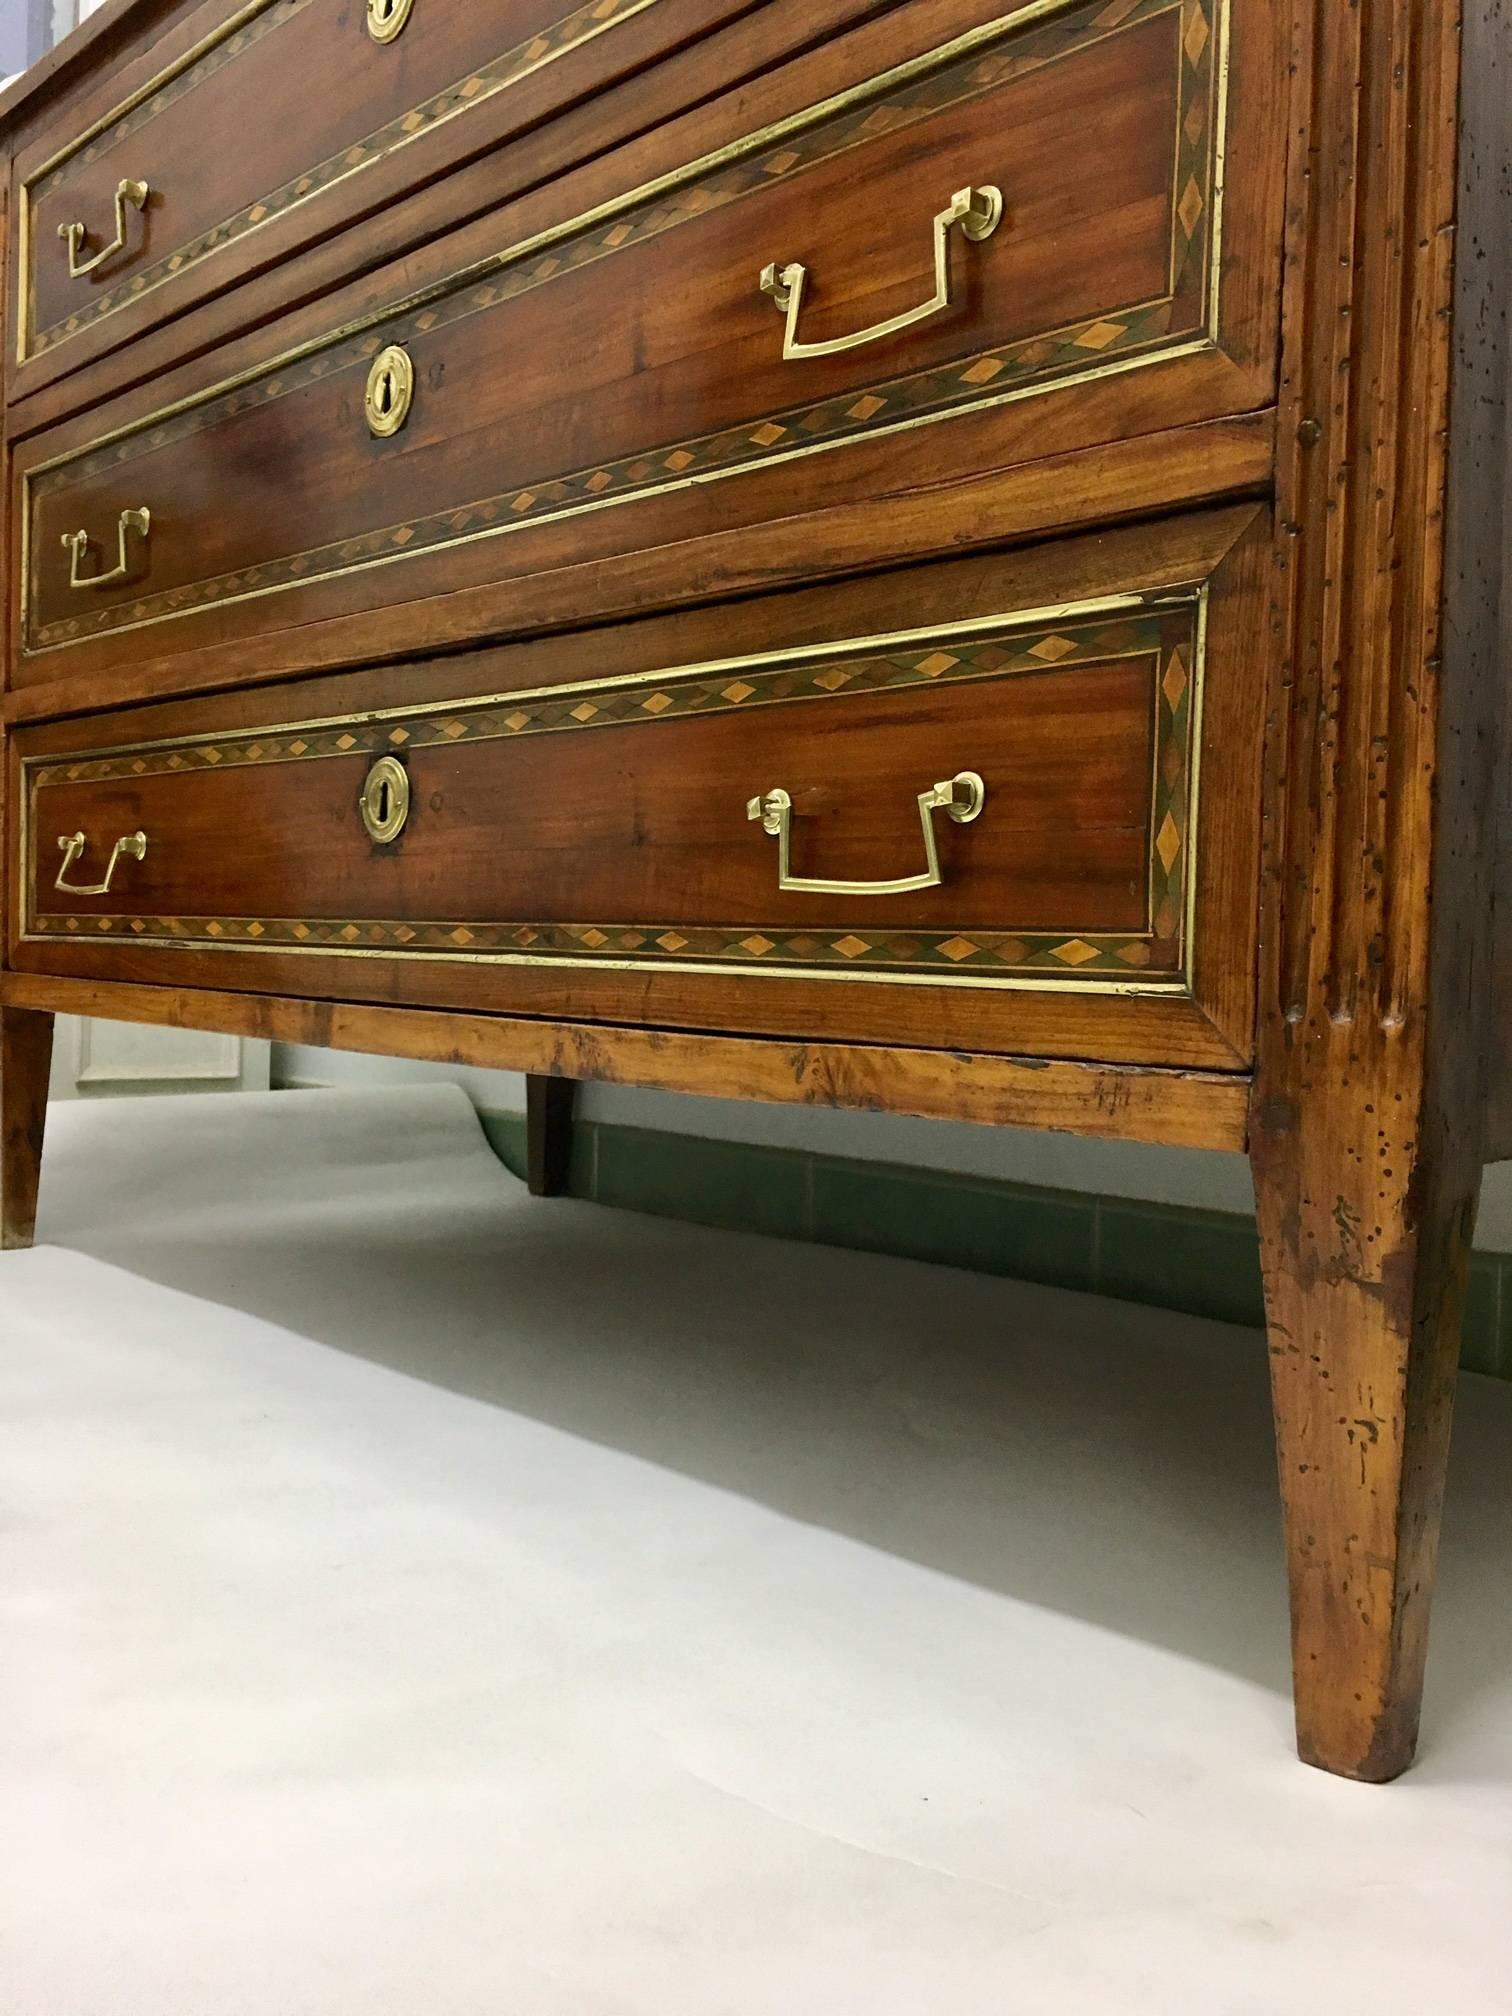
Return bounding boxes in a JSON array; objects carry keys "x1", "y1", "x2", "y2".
[
  {"x1": 366, "y1": 0, "x2": 414, "y2": 43},
  {"x1": 361, "y1": 756, "x2": 411, "y2": 844},
  {"x1": 365, "y1": 344, "x2": 415, "y2": 438}
]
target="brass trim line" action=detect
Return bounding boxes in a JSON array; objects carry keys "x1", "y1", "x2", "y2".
[
  {"x1": 18, "y1": 0, "x2": 662, "y2": 364},
  {"x1": 23, "y1": 0, "x2": 1214, "y2": 464},
  {"x1": 21, "y1": 589, "x2": 1172, "y2": 763},
  {"x1": 21, "y1": 588, "x2": 1204, "y2": 997},
  {"x1": 23, "y1": 343, "x2": 1213, "y2": 658},
  {"x1": 20, "y1": 0, "x2": 1226, "y2": 654},
  {"x1": 18, "y1": 0, "x2": 305, "y2": 364},
  {"x1": 15, "y1": 927, "x2": 1189, "y2": 999}
]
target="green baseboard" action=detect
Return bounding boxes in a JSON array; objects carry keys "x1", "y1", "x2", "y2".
[{"x1": 480, "y1": 1112, "x2": 1511, "y2": 1380}]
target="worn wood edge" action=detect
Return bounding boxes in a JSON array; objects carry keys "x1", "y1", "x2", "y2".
[
  {"x1": 1251, "y1": 0, "x2": 1487, "y2": 1784},
  {"x1": 3, "y1": 413, "x2": 1276, "y2": 726},
  {"x1": 0, "y1": 0, "x2": 170, "y2": 132},
  {"x1": 1467, "y1": 0, "x2": 1512, "y2": 1161},
  {"x1": 1183, "y1": 501, "x2": 1273, "y2": 1065},
  {"x1": 0, "y1": 973, "x2": 1253, "y2": 1151},
  {"x1": 11, "y1": 499, "x2": 1265, "y2": 748},
  {"x1": 5, "y1": 0, "x2": 886, "y2": 418},
  {"x1": 6, "y1": 0, "x2": 1278, "y2": 444}
]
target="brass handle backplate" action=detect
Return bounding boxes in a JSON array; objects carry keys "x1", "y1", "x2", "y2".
[
  {"x1": 365, "y1": 345, "x2": 415, "y2": 438},
  {"x1": 746, "y1": 771, "x2": 986, "y2": 896},
  {"x1": 367, "y1": 0, "x2": 414, "y2": 42},
  {"x1": 760, "y1": 185, "x2": 1003, "y2": 361},
  {"x1": 62, "y1": 507, "x2": 151, "y2": 592},
  {"x1": 59, "y1": 176, "x2": 151, "y2": 280},
  {"x1": 361, "y1": 756, "x2": 411, "y2": 843},
  {"x1": 55, "y1": 829, "x2": 148, "y2": 897}
]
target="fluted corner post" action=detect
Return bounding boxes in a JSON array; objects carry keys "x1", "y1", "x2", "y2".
[{"x1": 1251, "y1": 0, "x2": 1504, "y2": 1780}]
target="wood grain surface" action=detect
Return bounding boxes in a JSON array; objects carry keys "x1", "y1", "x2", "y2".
[
  {"x1": 1250, "y1": 0, "x2": 1501, "y2": 1782},
  {"x1": 3, "y1": 0, "x2": 1505, "y2": 1783},
  {"x1": 10, "y1": 0, "x2": 1284, "y2": 696},
  {"x1": 0, "y1": 1002, "x2": 52, "y2": 1248},
  {"x1": 10, "y1": 508, "x2": 1267, "y2": 1071},
  {"x1": 0, "y1": 967, "x2": 1254, "y2": 1152}
]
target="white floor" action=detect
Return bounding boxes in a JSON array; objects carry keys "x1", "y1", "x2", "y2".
[{"x1": 2, "y1": 1087, "x2": 1510, "y2": 2014}]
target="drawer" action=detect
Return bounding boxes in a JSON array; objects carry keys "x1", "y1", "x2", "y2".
[
  {"x1": 13, "y1": 0, "x2": 1283, "y2": 697},
  {"x1": 11, "y1": 0, "x2": 789, "y2": 400},
  {"x1": 11, "y1": 508, "x2": 1269, "y2": 1068}
]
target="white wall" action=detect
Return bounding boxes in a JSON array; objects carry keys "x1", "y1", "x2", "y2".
[
  {"x1": 54, "y1": 1020, "x2": 270, "y2": 1099},
  {"x1": 270, "y1": 1042, "x2": 1512, "y2": 1249}
]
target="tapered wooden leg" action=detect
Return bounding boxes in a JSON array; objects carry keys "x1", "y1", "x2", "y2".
[
  {"x1": 525, "y1": 1074, "x2": 576, "y2": 1198},
  {"x1": 1251, "y1": 1076, "x2": 1478, "y2": 1782},
  {"x1": 1, "y1": 1008, "x2": 55, "y2": 1251},
  {"x1": 1244, "y1": 0, "x2": 1498, "y2": 1779}
]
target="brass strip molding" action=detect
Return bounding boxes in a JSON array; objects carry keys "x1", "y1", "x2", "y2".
[
  {"x1": 24, "y1": 592, "x2": 1205, "y2": 993},
  {"x1": 19, "y1": 0, "x2": 662, "y2": 363},
  {"x1": 22, "y1": 0, "x2": 1226, "y2": 658}
]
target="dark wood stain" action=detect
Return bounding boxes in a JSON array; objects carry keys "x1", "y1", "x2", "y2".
[{"x1": 0, "y1": 0, "x2": 1505, "y2": 1784}]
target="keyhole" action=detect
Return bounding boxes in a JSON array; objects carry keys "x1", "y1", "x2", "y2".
[
  {"x1": 367, "y1": 0, "x2": 413, "y2": 37},
  {"x1": 363, "y1": 756, "x2": 409, "y2": 842},
  {"x1": 366, "y1": 345, "x2": 413, "y2": 436}
]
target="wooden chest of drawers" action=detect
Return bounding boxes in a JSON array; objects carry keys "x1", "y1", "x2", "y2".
[{"x1": 0, "y1": 0, "x2": 1507, "y2": 1785}]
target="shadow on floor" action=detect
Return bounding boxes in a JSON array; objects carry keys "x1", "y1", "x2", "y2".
[{"x1": 30, "y1": 1085, "x2": 1512, "y2": 1760}]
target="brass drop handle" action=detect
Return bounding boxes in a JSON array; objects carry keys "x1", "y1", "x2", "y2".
[
  {"x1": 58, "y1": 176, "x2": 150, "y2": 280},
  {"x1": 760, "y1": 185, "x2": 1003, "y2": 361},
  {"x1": 746, "y1": 771, "x2": 986, "y2": 896},
  {"x1": 62, "y1": 508, "x2": 151, "y2": 592},
  {"x1": 366, "y1": 0, "x2": 414, "y2": 42},
  {"x1": 55, "y1": 829, "x2": 148, "y2": 897}
]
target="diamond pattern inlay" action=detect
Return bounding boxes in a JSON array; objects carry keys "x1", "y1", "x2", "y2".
[
  {"x1": 1073, "y1": 319, "x2": 1128, "y2": 351},
  {"x1": 1162, "y1": 648, "x2": 1189, "y2": 709},
  {"x1": 28, "y1": 0, "x2": 1222, "y2": 660},
  {"x1": 1156, "y1": 811, "x2": 1182, "y2": 875},
  {"x1": 30, "y1": 598, "x2": 1204, "y2": 988},
  {"x1": 1176, "y1": 175, "x2": 1206, "y2": 241},
  {"x1": 1183, "y1": 1, "x2": 1210, "y2": 64},
  {"x1": 28, "y1": 0, "x2": 662, "y2": 359}
]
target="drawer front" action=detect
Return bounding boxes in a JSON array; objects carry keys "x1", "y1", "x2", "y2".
[
  {"x1": 12, "y1": 509, "x2": 1269, "y2": 1067},
  {"x1": 16, "y1": 0, "x2": 1276, "y2": 687},
  {"x1": 14, "y1": 0, "x2": 756, "y2": 391}
]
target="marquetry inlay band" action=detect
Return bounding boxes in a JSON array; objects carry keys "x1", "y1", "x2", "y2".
[
  {"x1": 25, "y1": 0, "x2": 1223, "y2": 657},
  {"x1": 27, "y1": 599, "x2": 1202, "y2": 990},
  {"x1": 23, "y1": 0, "x2": 663, "y2": 362}
]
